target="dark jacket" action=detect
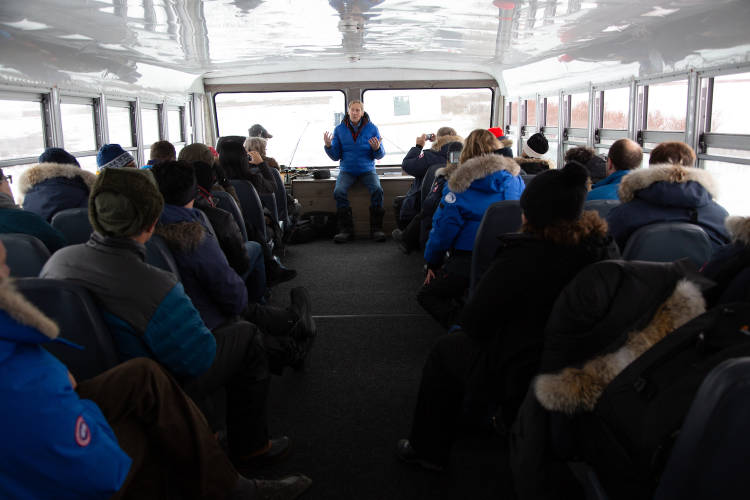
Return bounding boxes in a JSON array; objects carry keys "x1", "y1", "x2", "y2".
[
  {"x1": 19, "y1": 162, "x2": 96, "y2": 222},
  {"x1": 40, "y1": 232, "x2": 216, "y2": 379},
  {"x1": 0, "y1": 193, "x2": 67, "y2": 253},
  {"x1": 702, "y1": 216, "x2": 750, "y2": 305},
  {"x1": 457, "y1": 211, "x2": 619, "y2": 424},
  {"x1": 607, "y1": 163, "x2": 730, "y2": 251},
  {"x1": 400, "y1": 135, "x2": 462, "y2": 221},
  {"x1": 156, "y1": 204, "x2": 248, "y2": 330},
  {"x1": 195, "y1": 195, "x2": 250, "y2": 276},
  {"x1": 513, "y1": 156, "x2": 555, "y2": 175},
  {"x1": 324, "y1": 112, "x2": 385, "y2": 175}
]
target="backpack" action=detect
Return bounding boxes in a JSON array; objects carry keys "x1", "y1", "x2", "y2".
[
  {"x1": 578, "y1": 302, "x2": 750, "y2": 500},
  {"x1": 301, "y1": 211, "x2": 338, "y2": 239}
]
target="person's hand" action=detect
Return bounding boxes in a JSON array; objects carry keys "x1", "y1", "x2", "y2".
[
  {"x1": 423, "y1": 268, "x2": 436, "y2": 286},
  {"x1": 369, "y1": 136, "x2": 381, "y2": 151},
  {"x1": 248, "y1": 150, "x2": 263, "y2": 165},
  {"x1": 416, "y1": 134, "x2": 427, "y2": 148},
  {"x1": 324, "y1": 132, "x2": 333, "y2": 148},
  {"x1": 67, "y1": 370, "x2": 77, "y2": 390}
]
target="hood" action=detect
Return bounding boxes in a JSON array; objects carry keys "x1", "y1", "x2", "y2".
[
  {"x1": 431, "y1": 135, "x2": 463, "y2": 152},
  {"x1": 726, "y1": 216, "x2": 750, "y2": 246},
  {"x1": 18, "y1": 162, "x2": 96, "y2": 199},
  {"x1": 156, "y1": 205, "x2": 206, "y2": 253},
  {"x1": 617, "y1": 164, "x2": 718, "y2": 206},
  {"x1": 0, "y1": 281, "x2": 59, "y2": 344},
  {"x1": 514, "y1": 156, "x2": 555, "y2": 170},
  {"x1": 447, "y1": 154, "x2": 520, "y2": 193}
]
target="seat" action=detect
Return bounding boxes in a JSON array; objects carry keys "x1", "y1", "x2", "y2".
[
  {"x1": 145, "y1": 234, "x2": 181, "y2": 279},
  {"x1": 622, "y1": 222, "x2": 714, "y2": 267},
  {"x1": 521, "y1": 174, "x2": 536, "y2": 186},
  {"x1": 654, "y1": 357, "x2": 750, "y2": 500},
  {"x1": 15, "y1": 278, "x2": 120, "y2": 381},
  {"x1": 230, "y1": 179, "x2": 269, "y2": 244},
  {"x1": 50, "y1": 207, "x2": 92, "y2": 245},
  {"x1": 216, "y1": 135, "x2": 246, "y2": 153},
  {"x1": 269, "y1": 167, "x2": 290, "y2": 227},
  {"x1": 420, "y1": 163, "x2": 444, "y2": 205},
  {"x1": 0, "y1": 233, "x2": 51, "y2": 277},
  {"x1": 470, "y1": 200, "x2": 522, "y2": 292},
  {"x1": 194, "y1": 207, "x2": 216, "y2": 237},
  {"x1": 212, "y1": 190, "x2": 248, "y2": 242},
  {"x1": 584, "y1": 199, "x2": 619, "y2": 219},
  {"x1": 258, "y1": 191, "x2": 280, "y2": 226}
]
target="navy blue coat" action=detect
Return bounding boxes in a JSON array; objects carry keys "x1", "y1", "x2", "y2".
[{"x1": 19, "y1": 163, "x2": 96, "y2": 222}]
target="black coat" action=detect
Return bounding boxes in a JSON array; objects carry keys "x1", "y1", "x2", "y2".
[
  {"x1": 195, "y1": 197, "x2": 250, "y2": 276},
  {"x1": 702, "y1": 216, "x2": 750, "y2": 305}
]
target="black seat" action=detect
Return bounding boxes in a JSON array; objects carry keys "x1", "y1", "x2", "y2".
[
  {"x1": 420, "y1": 163, "x2": 444, "y2": 205},
  {"x1": 145, "y1": 234, "x2": 181, "y2": 279},
  {"x1": 654, "y1": 357, "x2": 750, "y2": 499},
  {"x1": 470, "y1": 200, "x2": 522, "y2": 292},
  {"x1": 212, "y1": 190, "x2": 248, "y2": 242},
  {"x1": 216, "y1": 135, "x2": 246, "y2": 153},
  {"x1": 584, "y1": 199, "x2": 620, "y2": 219},
  {"x1": 230, "y1": 179, "x2": 269, "y2": 244},
  {"x1": 269, "y1": 167, "x2": 289, "y2": 227},
  {"x1": 258, "y1": 191, "x2": 280, "y2": 226},
  {"x1": 520, "y1": 174, "x2": 536, "y2": 186},
  {"x1": 622, "y1": 222, "x2": 714, "y2": 267},
  {"x1": 0, "y1": 233, "x2": 51, "y2": 277},
  {"x1": 16, "y1": 278, "x2": 120, "y2": 381},
  {"x1": 50, "y1": 207, "x2": 92, "y2": 245}
]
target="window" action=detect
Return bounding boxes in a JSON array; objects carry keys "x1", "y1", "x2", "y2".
[
  {"x1": 215, "y1": 90, "x2": 346, "y2": 167},
  {"x1": 646, "y1": 80, "x2": 687, "y2": 131},
  {"x1": 363, "y1": 88, "x2": 492, "y2": 165},
  {"x1": 526, "y1": 99, "x2": 537, "y2": 127},
  {"x1": 545, "y1": 96, "x2": 559, "y2": 128},
  {"x1": 510, "y1": 101, "x2": 518, "y2": 126},
  {"x1": 709, "y1": 72, "x2": 750, "y2": 134},
  {"x1": 0, "y1": 97, "x2": 45, "y2": 160},
  {"x1": 77, "y1": 155, "x2": 99, "y2": 175},
  {"x1": 602, "y1": 87, "x2": 629, "y2": 129},
  {"x1": 168, "y1": 108, "x2": 183, "y2": 142},
  {"x1": 704, "y1": 159, "x2": 750, "y2": 216},
  {"x1": 569, "y1": 93, "x2": 588, "y2": 129},
  {"x1": 61, "y1": 99, "x2": 96, "y2": 152},
  {"x1": 393, "y1": 96, "x2": 410, "y2": 116},
  {"x1": 107, "y1": 102, "x2": 134, "y2": 147},
  {"x1": 141, "y1": 106, "x2": 161, "y2": 146}
]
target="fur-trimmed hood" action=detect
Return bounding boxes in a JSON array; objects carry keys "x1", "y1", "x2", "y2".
[
  {"x1": 18, "y1": 162, "x2": 96, "y2": 201},
  {"x1": 0, "y1": 281, "x2": 59, "y2": 341},
  {"x1": 447, "y1": 154, "x2": 521, "y2": 193},
  {"x1": 430, "y1": 134, "x2": 463, "y2": 152},
  {"x1": 617, "y1": 163, "x2": 718, "y2": 203},
  {"x1": 724, "y1": 216, "x2": 750, "y2": 246},
  {"x1": 534, "y1": 279, "x2": 706, "y2": 414},
  {"x1": 514, "y1": 156, "x2": 555, "y2": 172},
  {"x1": 156, "y1": 220, "x2": 205, "y2": 253}
]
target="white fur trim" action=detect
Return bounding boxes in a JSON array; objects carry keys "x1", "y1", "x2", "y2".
[{"x1": 617, "y1": 163, "x2": 718, "y2": 203}]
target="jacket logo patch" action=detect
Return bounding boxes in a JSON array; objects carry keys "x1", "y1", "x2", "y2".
[
  {"x1": 418, "y1": 152, "x2": 424, "y2": 159},
  {"x1": 75, "y1": 415, "x2": 91, "y2": 447},
  {"x1": 444, "y1": 192, "x2": 456, "y2": 204}
]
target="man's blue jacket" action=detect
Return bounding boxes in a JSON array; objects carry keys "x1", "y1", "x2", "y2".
[
  {"x1": 324, "y1": 112, "x2": 385, "y2": 175},
  {"x1": 587, "y1": 169, "x2": 629, "y2": 201}
]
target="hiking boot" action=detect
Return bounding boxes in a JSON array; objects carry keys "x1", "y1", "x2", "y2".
[
  {"x1": 268, "y1": 257, "x2": 297, "y2": 286},
  {"x1": 333, "y1": 207, "x2": 354, "y2": 243},
  {"x1": 254, "y1": 474, "x2": 312, "y2": 500},
  {"x1": 234, "y1": 436, "x2": 292, "y2": 468},
  {"x1": 288, "y1": 287, "x2": 316, "y2": 370},
  {"x1": 370, "y1": 206, "x2": 386, "y2": 242},
  {"x1": 391, "y1": 228, "x2": 411, "y2": 254},
  {"x1": 395, "y1": 439, "x2": 445, "y2": 472}
]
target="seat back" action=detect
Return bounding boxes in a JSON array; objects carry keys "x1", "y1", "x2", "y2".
[
  {"x1": 229, "y1": 179, "x2": 269, "y2": 243},
  {"x1": 470, "y1": 200, "x2": 522, "y2": 292},
  {"x1": 216, "y1": 135, "x2": 246, "y2": 153},
  {"x1": 194, "y1": 207, "x2": 216, "y2": 237},
  {"x1": 16, "y1": 278, "x2": 120, "y2": 381},
  {"x1": 584, "y1": 199, "x2": 620, "y2": 219},
  {"x1": 654, "y1": 357, "x2": 750, "y2": 500},
  {"x1": 258, "y1": 191, "x2": 279, "y2": 225},
  {"x1": 622, "y1": 222, "x2": 714, "y2": 267},
  {"x1": 269, "y1": 167, "x2": 289, "y2": 225},
  {"x1": 50, "y1": 207, "x2": 92, "y2": 246},
  {"x1": 212, "y1": 190, "x2": 248, "y2": 242},
  {"x1": 145, "y1": 234, "x2": 181, "y2": 279},
  {"x1": 0, "y1": 233, "x2": 51, "y2": 277},
  {"x1": 521, "y1": 174, "x2": 536, "y2": 186},
  {"x1": 420, "y1": 163, "x2": 444, "y2": 204}
]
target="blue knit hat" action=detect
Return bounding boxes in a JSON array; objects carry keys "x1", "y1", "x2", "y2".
[
  {"x1": 96, "y1": 144, "x2": 135, "y2": 171},
  {"x1": 38, "y1": 147, "x2": 80, "y2": 167}
]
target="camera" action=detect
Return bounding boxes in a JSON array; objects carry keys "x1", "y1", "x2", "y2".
[{"x1": 426, "y1": 133, "x2": 436, "y2": 141}]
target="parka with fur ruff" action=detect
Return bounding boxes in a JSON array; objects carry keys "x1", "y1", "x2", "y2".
[
  {"x1": 18, "y1": 162, "x2": 96, "y2": 222},
  {"x1": 703, "y1": 215, "x2": 750, "y2": 305},
  {"x1": 513, "y1": 156, "x2": 555, "y2": 175},
  {"x1": 606, "y1": 163, "x2": 730, "y2": 251},
  {"x1": 424, "y1": 153, "x2": 524, "y2": 266}
]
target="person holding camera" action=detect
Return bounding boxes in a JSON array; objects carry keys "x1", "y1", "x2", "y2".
[{"x1": 323, "y1": 100, "x2": 386, "y2": 243}]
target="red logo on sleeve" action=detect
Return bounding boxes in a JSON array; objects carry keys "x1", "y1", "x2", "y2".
[{"x1": 75, "y1": 415, "x2": 91, "y2": 447}]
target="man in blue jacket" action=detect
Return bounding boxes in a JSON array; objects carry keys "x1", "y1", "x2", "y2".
[
  {"x1": 587, "y1": 138, "x2": 642, "y2": 200},
  {"x1": 324, "y1": 100, "x2": 387, "y2": 242}
]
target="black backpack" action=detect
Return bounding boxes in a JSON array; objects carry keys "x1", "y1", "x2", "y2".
[{"x1": 578, "y1": 302, "x2": 750, "y2": 500}]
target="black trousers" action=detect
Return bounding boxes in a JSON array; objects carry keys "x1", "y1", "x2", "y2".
[
  {"x1": 417, "y1": 254, "x2": 471, "y2": 329},
  {"x1": 400, "y1": 214, "x2": 422, "y2": 251},
  {"x1": 184, "y1": 320, "x2": 270, "y2": 458}
]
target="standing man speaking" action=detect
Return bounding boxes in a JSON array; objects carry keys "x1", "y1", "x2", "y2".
[{"x1": 324, "y1": 100, "x2": 386, "y2": 243}]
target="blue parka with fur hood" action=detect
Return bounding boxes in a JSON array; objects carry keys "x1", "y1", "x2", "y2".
[
  {"x1": 324, "y1": 112, "x2": 385, "y2": 175},
  {"x1": 424, "y1": 154, "x2": 525, "y2": 267},
  {"x1": 19, "y1": 162, "x2": 96, "y2": 222}
]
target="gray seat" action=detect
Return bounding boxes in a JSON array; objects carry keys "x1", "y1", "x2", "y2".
[
  {"x1": 230, "y1": 179, "x2": 270, "y2": 244},
  {"x1": 520, "y1": 174, "x2": 536, "y2": 186},
  {"x1": 584, "y1": 199, "x2": 620, "y2": 219},
  {"x1": 145, "y1": 234, "x2": 181, "y2": 279},
  {"x1": 269, "y1": 167, "x2": 289, "y2": 227},
  {"x1": 16, "y1": 278, "x2": 120, "y2": 381},
  {"x1": 0, "y1": 233, "x2": 51, "y2": 277},
  {"x1": 622, "y1": 222, "x2": 713, "y2": 267},
  {"x1": 50, "y1": 207, "x2": 92, "y2": 246},
  {"x1": 212, "y1": 190, "x2": 248, "y2": 242},
  {"x1": 258, "y1": 191, "x2": 280, "y2": 226},
  {"x1": 470, "y1": 200, "x2": 522, "y2": 293}
]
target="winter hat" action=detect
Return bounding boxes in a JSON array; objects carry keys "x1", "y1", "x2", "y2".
[
  {"x1": 151, "y1": 160, "x2": 198, "y2": 207},
  {"x1": 488, "y1": 127, "x2": 505, "y2": 139},
  {"x1": 38, "y1": 147, "x2": 80, "y2": 167},
  {"x1": 520, "y1": 161, "x2": 589, "y2": 229},
  {"x1": 96, "y1": 144, "x2": 135, "y2": 171},
  {"x1": 522, "y1": 132, "x2": 549, "y2": 158},
  {"x1": 248, "y1": 124, "x2": 273, "y2": 139},
  {"x1": 89, "y1": 168, "x2": 164, "y2": 238},
  {"x1": 585, "y1": 155, "x2": 607, "y2": 184}
]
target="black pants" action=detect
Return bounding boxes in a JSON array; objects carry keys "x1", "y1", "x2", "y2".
[
  {"x1": 417, "y1": 254, "x2": 471, "y2": 329},
  {"x1": 184, "y1": 321, "x2": 270, "y2": 458},
  {"x1": 400, "y1": 214, "x2": 422, "y2": 251},
  {"x1": 77, "y1": 358, "x2": 239, "y2": 500}
]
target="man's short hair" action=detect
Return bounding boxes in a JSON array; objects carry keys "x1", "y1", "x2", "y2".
[
  {"x1": 564, "y1": 146, "x2": 596, "y2": 165},
  {"x1": 649, "y1": 141, "x2": 696, "y2": 167},
  {"x1": 348, "y1": 99, "x2": 363, "y2": 109},
  {"x1": 149, "y1": 141, "x2": 177, "y2": 163},
  {"x1": 607, "y1": 139, "x2": 643, "y2": 171}
]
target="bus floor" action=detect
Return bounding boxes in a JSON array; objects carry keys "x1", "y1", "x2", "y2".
[{"x1": 262, "y1": 238, "x2": 515, "y2": 500}]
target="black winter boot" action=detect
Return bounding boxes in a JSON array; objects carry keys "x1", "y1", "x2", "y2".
[
  {"x1": 333, "y1": 207, "x2": 354, "y2": 243},
  {"x1": 369, "y1": 206, "x2": 386, "y2": 242}
]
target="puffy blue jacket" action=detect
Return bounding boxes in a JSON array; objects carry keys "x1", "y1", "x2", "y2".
[
  {"x1": 19, "y1": 163, "x2": 96, "y2": 222},
  {"x1": 425, "y1": 154, "x2": 525, "y2": 266},
  {"x1": 587, "y1": 169, "x2": 629, "y2": 201},
  {"x1": 324, "y1": 112, "x2": 385, "y2": 175},
  {"x1": 0, "y1": 294, "x2": 130, "y2": 499},
  {"x1": 606, "y1": 164, "x2": 731, "y2": 251},
  {"x1": 158, "y1": 204, "x2": 248, "y2": 330}
]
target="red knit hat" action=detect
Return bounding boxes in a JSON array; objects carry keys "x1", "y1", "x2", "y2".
[{"x1": 488, "y1": 127, "x2": 505, "y2": 138}]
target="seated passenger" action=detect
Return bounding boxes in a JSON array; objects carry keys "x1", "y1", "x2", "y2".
[
  {"x1": 398, "y1": 127, "x2": 463, "y2": 227},
  {"x1": 398, "y1": 162, "x2": 618, "y2": 472},
  {"x1": 96, "y1": 144, "x2": 136, "y2": 171},
  {"x1": 489, "y1": 127, "x2": 514, "y2": 158},
  {"x1": 18, "y1": 147, "x2": 95, "y2": 222},
  {"x1": 0, "y1": 241, "x2": 310, "y2": 500},
  {"x1": 702, "y1": 216, "x2": 750, "y2": 306},
  {"x1": 39, "y1": 168, "x2": 291, "y2": 466},
  {"x1": 418, "y1": 128, "x2": 524, "y2": 329},
  {"x1": 178, "y1": 142, "x2": 240, "y2": 204},
  {"x1": 587, "y1": 138, "x2": 642, "y2": 200},
  {"x1": 606, "y1": 141, "x2": 730, "y2": 251},
  {"x1": 248, "y1": 124, "x2": 281, "y2": 170},
  {"x1": 151, "y1": 161, "x2": 315, "y2": 373},
  {"x1": 564, "y1": 146, "x2": 607, "y2": 184},
  {"x1": 0, "y1": 168, "x2": 66, "y2": 253},
  {"x1": 146, "y1": 139, "x2": 177, "y2": 167},
  {"x1": 514, "y1": 132, "x2": 554, "y2": 174}
]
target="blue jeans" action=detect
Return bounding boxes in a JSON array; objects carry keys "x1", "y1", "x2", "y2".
[
  {"x1": 241, "y1": 241, "x2": 266, "y2": 303},
  {"x1": 333, "y1": 170, "x2": 384, "y2": 209}
]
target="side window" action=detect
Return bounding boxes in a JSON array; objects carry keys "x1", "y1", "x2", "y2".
[
  {"x1": 60, "y1": 97, "x2": 97, "y2": 173},
  {"x1": 0, "y1": 95, "x2": 46, "y2": 199}
]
